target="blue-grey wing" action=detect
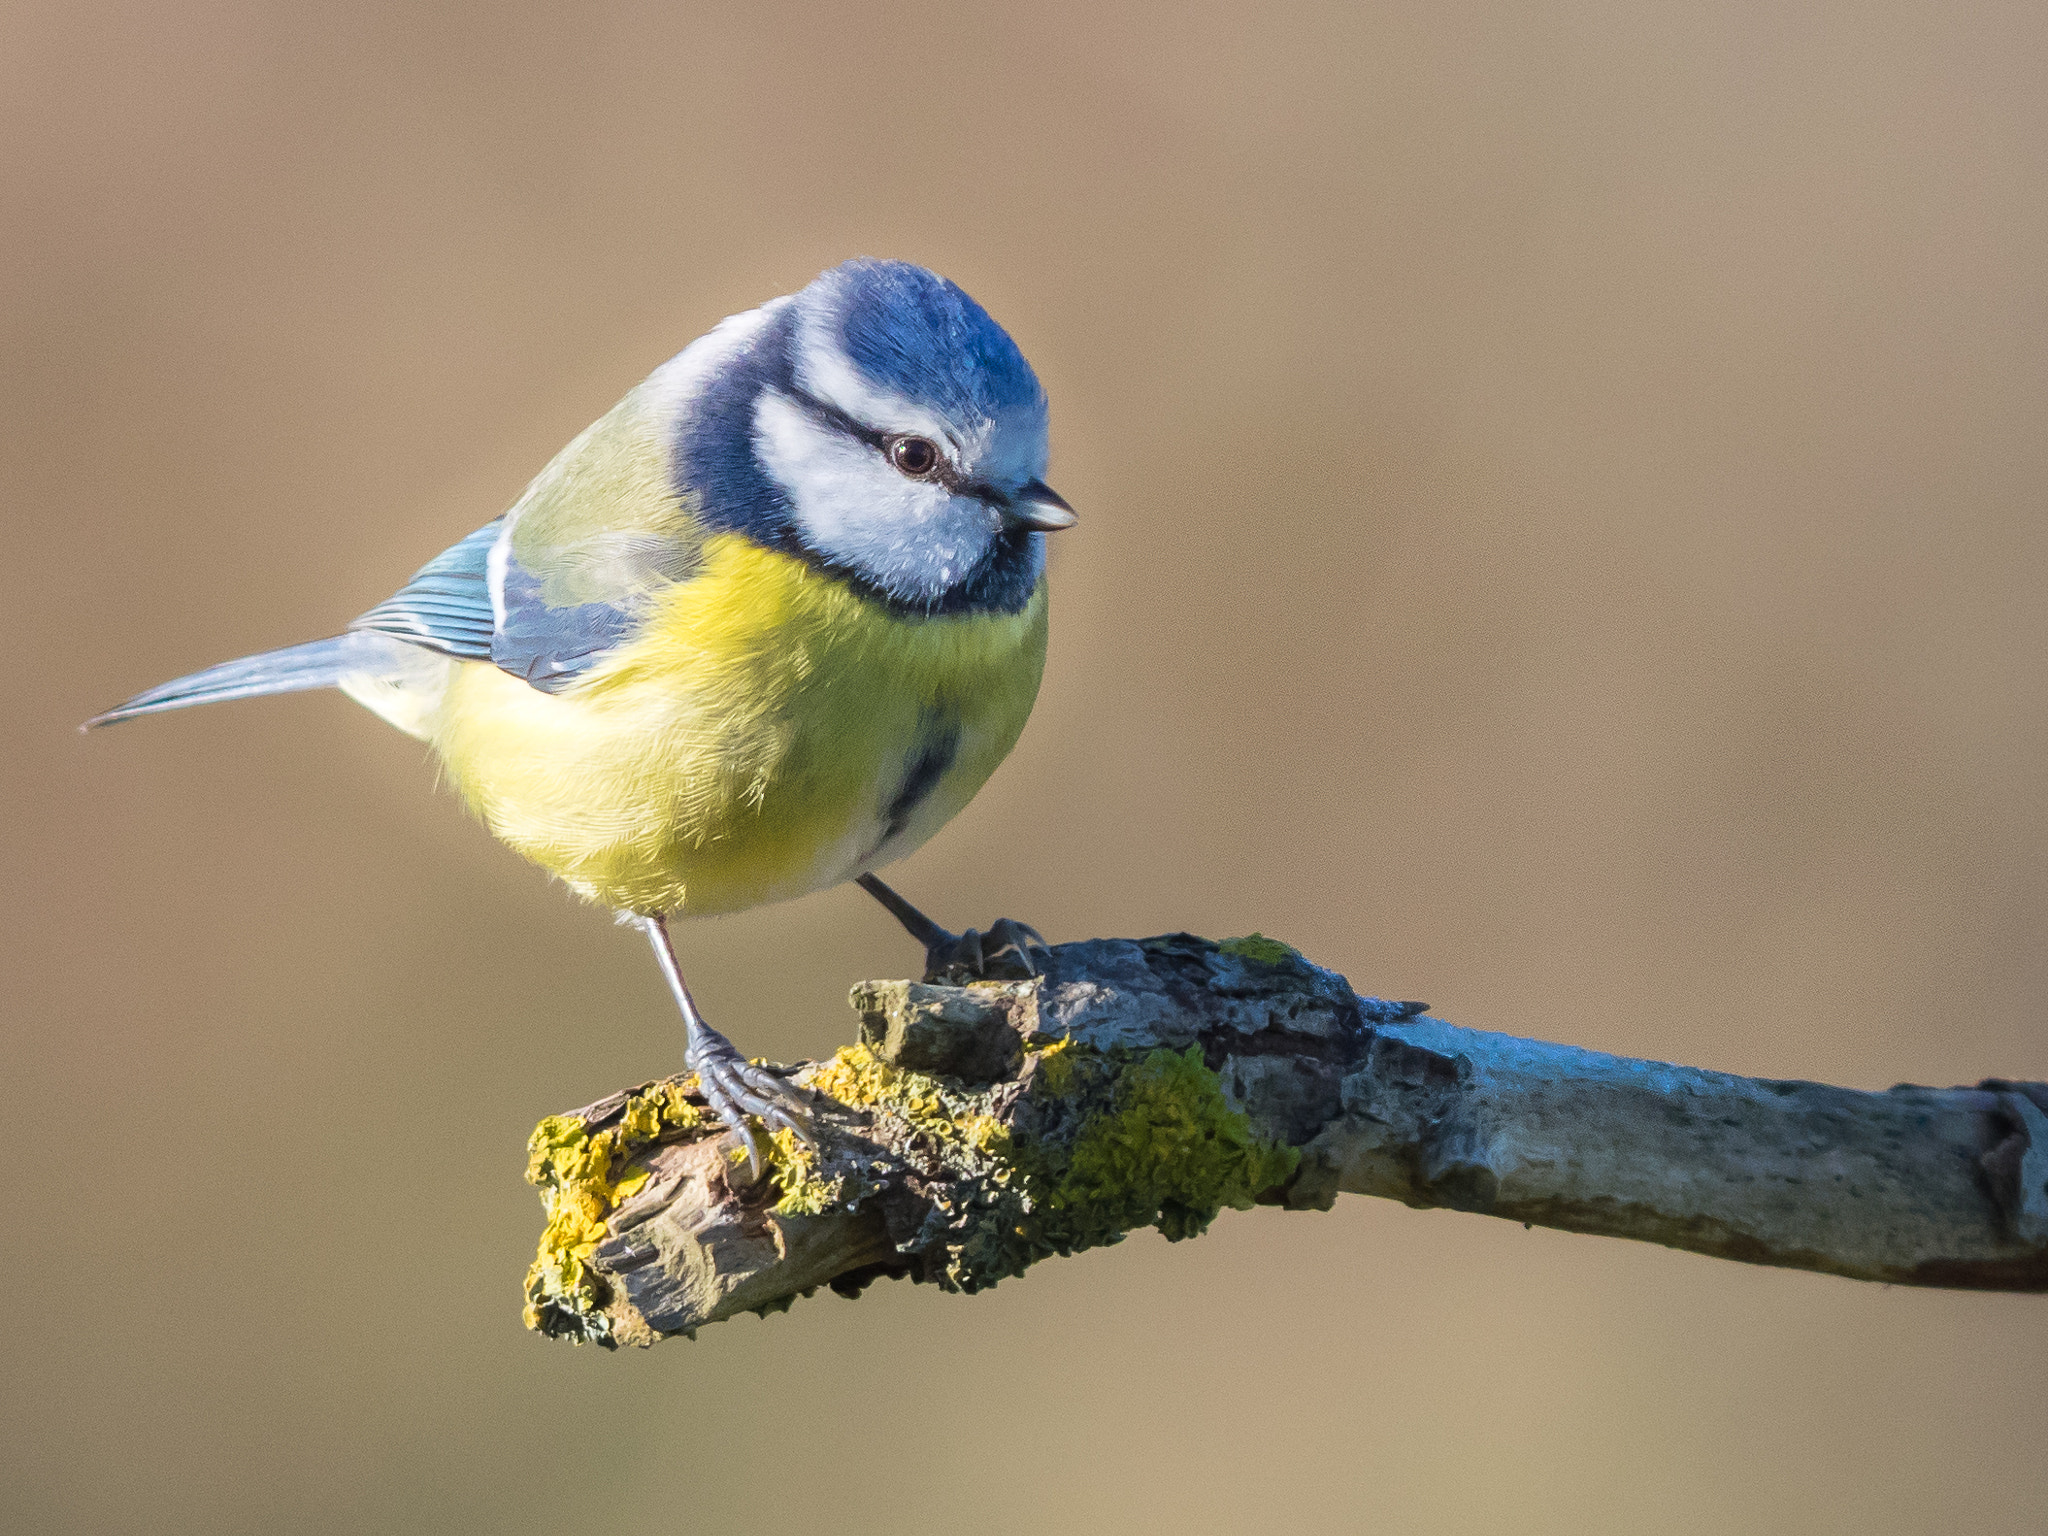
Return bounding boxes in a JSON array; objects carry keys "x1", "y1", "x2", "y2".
[
  {"x1": 351, "y1": 374, "x2": 706, "y2": 693},
  {"x1": 490, "y1": 554, "x2": 652, "y2": 691},
  {"x1": 349, "y1": 517, "x2": 502, "y2": 661}
]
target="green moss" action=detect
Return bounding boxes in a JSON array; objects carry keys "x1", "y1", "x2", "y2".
[
  {"x1": 1218, "y1": 933, "x2": 1301, "y2": 966},
  {"x1": 1023, "y1": 1045, "x2": 1301, "y2": 1248},
  {"x1": 1029, "y1": 1036, "x2": 1078, "y2": 1096},
  {"x1": 523, "y1": 1078, "x2": 704, "y2": 1342},
  {"x1": 799, "y1": 1031, "x2": 1301, "y2": 1292}
]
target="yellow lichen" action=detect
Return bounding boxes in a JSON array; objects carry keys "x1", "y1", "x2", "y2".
[
  {"x1": 522, "y1": 1076, "x2": 708, "y2": 1340},
  {"x1": 810, "y1": 1041, "x2": 966, "y2": 1146},
  {"x1": 965, "y1": 1115, "x2": 1012, "y2": 1159},
  {"x1": 765, "y1": 1125, "x2": 849, "y2": 1216},
  {"x1": 807, "y1": 1041, "x2": 893, "y2": 1108}
]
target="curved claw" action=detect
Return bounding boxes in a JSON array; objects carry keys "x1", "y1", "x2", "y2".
[
  {"x1": 688, "y1": 1032, "x2": 817, "y2": 1185},
  {"x1": 924, "y1": 918, "x2": 1053, "y2": 982}
]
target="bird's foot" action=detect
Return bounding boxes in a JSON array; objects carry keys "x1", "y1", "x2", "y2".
[
  {"x1": 686, "y1": 1023, "x2": 815, "y2": 1185},
  {"x1": 852, "y1": 873, "x2": 1053, "y2": 983},
  {"x1": 923, "y1": 918, "x2": 1051, "y2": 983}
]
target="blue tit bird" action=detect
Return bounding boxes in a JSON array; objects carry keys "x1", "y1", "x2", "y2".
[{"x1": 87, "y1": 258, "x2": 1078, "y2": 1174}]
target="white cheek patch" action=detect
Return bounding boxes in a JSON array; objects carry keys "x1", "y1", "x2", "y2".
[{"x1": 752, "y1": 390, "x2": 1001, "y2": 602}]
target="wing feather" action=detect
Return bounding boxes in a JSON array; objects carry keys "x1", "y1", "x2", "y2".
[
  {"x1": 349, "y1": 518, "x2": 503, "y2": 659},
  {"x1": 484, "y1": 380, "x2": 705, "y2": 693},
  {"x1": 340, "y1": 376, "x2": 705, "y2": 693}
]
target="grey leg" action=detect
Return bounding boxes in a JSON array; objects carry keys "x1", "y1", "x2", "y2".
[
  {"x1": 635, "y1": 913, "x2": 813, "y2": 1181},
  {"x1": 854, "y1": 873, "x2": 1051, "y2": 982}
]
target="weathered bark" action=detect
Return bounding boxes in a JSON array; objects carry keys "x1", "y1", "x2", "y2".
[{"x1": 520, "y1": 935, "x2": 2048, "y2": 1347}]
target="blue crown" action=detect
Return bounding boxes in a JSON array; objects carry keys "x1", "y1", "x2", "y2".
[{"x1": 813, "y1": 259, "x2": 1044, "y2": 425}]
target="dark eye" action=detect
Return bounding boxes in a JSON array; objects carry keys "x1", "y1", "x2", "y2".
[{"x1": 887, "y1": 435, "x2": 941, "y2": 479}]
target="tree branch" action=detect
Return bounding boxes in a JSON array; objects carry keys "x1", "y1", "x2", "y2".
[{"x1": 520, "y1": 935, "x2": 2048, "y2": 1347}]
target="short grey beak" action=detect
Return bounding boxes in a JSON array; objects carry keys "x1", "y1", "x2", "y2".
[{"x1": 1006, "y1": 479, "x2": 1078, "y2": 532}]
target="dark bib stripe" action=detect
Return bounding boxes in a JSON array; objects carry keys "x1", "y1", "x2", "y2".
[{"x1": 881, "y1": 714, "x2": 962, "y2": 846}]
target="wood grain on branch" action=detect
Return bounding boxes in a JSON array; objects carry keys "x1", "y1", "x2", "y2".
[{"x1": 520, "y1": 935, "x2": 2048, "y2": 1347}]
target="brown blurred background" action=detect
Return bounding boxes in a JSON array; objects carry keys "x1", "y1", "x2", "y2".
[{"x1": 6, "y1": 1, "x2": 2047, "y2": 1530}]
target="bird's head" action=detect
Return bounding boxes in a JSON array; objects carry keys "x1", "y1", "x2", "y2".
[{"x1": 678, "y1": 259, "x2": 1073, "y2": 614}]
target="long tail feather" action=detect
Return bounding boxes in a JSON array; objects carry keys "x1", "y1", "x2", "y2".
[{"x1": 82, "y1": 631, "x2": 418, "y2": 729}]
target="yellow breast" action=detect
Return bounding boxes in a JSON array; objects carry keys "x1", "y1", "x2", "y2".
[{"x1": 428, "y1": 533, "x2": 1048, "y2": 917}]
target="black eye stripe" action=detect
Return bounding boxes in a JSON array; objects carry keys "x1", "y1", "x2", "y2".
[
  {"x1": 785, "y1": 387, "x2": 978, "y2": 496},
  {"x1": 790, "y1": 387, "x2": 887, "y2": 450}
]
